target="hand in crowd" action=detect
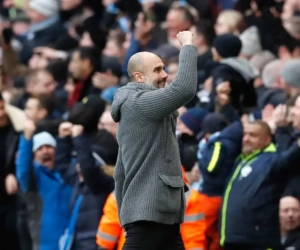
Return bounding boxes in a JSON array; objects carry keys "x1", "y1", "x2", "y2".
[
  {"x1": 216, "y1": 81, "x2": 231, "y2": 106},
  {"x1": 24, "y1": 120, "x2": 36, "y2": 140},
  {"x1": 203, "y1": 77, "x2": 213, "y2": 93},
  {"x1": 134, "y1": 13, "x2": 155, "y2": 45},
  {"x1": 273, "y1": 104, "x2": 289, "y2": 128},
  {"x1": 262, "y1": 104, "x2": 276, "y2": 132},
  {"x1": 59, "y1": 122, "x2": 84, "y2": 138},
  {"x1": 92, "y1": 72, "x2": 112, "y2": 90},
  {"x1": 34, "y1": 47, "x2": 67, "y2": 60},
  {"x1": 71, "y1": 125, "x2": 84, "y2": 137},
  {"x1": 5, "y1": 174, "x2": 18, "y2": 195},
  {"x1": 191, "y1": 163, "x2": 200, "y2": 184},
  {"x1": 176, "y1": 30, "x2": 194, "y2": 47},
  {"x1": 59, "y1": 122, "x2": 73, "y2": 138}
]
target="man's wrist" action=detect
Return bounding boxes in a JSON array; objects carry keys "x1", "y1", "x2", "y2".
[
  {"x1": 181, "y1": 43, "x2": 193, "y2": 47},
  {"x1": 56, "y1": 51, "x2": 68, "y2": 60}
]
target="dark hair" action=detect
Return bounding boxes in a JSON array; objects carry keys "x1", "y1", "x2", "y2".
[
  {"x1": 171, "y1": 5, "x2": 195, "y2": 26},
  {"x1": 194, "y1": 20, "x2": 215, "y2": 46},
  {"x1": 75, "y1": 46, "x2": 101, "y2": 72},
  {"x1": 46, "y1": 59, "x2": 68, "y2": 83},
  {"x1": 83, "y1": 16, "x2": 109, "y2": 51},
  {"x1": 29, "y1": 94, "x2": 55, "y2": 115}
]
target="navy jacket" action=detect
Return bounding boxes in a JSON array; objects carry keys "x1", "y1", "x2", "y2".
[
  {"x1": 198, "y1": 122, "x2": 243, "y2": 196},
  {"x1": 220, "y1": 140, "x2": 300, "y2": 248},
  {"x1": 16, "y1": 135, "x2": 72, "y2": 250},
  {"x1": 55, "y1": 135, "x2": 114, "y2": 250}
]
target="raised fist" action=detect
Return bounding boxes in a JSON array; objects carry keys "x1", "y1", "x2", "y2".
[
  {"x1": 24, "y1": 120, "x2": 36, "y2": 140},
  {"x1": 71, "y1": 125, "x2": 84, "y2": 137},
  {"x1": 176, "y1": 31, "x2": 194, "y2": 47},
  {"x1": 5, "y1": 174, "x2": 18, "y2": 195},
  {"x1": 59, "y1": 122, "x2": 73, "y2": 138}
]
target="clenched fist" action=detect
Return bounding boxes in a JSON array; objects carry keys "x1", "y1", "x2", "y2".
[
  {"x1": 71, "y1": 125, "x2": 84, "y2": 137},
  {"x1": 24, "y1": 120, "x2": 36, "y2": 140},
  {"x1": 5, "y1": 174, "x2": 18, "y2": 195},
  {"x1": 59, "y1": 122, "x2": 73, "y2": 138},
  {"x1": 176, "y1": 31, "x2": 194, "y2": 47}
]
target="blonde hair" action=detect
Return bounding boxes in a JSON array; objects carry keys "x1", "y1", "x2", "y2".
[{"x1": 217, "y1": 10, "x2": 244, "y2": 34}]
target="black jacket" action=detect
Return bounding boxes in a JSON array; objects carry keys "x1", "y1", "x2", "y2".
[
  {"x1": 210, "y1": 57, "x2": 257, "y2": 114},
  {"x1": 55, "y1": 135, "x2": 114, "y2": 250},
  {"x1": 220, "y1": 140, "x2": 300, "y2": 248},
  {"x1": 0, "y1": 105, "x2": 26, "y2": 208}
]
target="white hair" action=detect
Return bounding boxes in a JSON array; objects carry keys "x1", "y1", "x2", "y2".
[{"x1": 261, "y1": 59, "x2": 284, "y2": 88}]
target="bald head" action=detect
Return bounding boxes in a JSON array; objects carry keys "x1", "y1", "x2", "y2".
[
  {"x1": 127, "y1": 52, "x2": 161, "y2": 81},
  {"x1": 127, "y1": 52, "x2": 168, "y2": 88}
]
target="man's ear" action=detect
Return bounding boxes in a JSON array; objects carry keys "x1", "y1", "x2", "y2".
[{"x1": 134, "y1": 72, "x2": 144, "y2": 83}]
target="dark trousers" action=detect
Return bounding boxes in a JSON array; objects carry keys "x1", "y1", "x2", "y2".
[
  {"x1": 224, "y1": 244, "x2": 283, "y2": 250},
  {"x1": 122, "y1": 221, "x2": 185, "y2": 250},
  {"x1": 0, "y1": 208, "x2": 20, "y2": 250}
]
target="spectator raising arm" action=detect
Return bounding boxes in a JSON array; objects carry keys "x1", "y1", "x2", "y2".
[
  {"x1": 55, "y1": 122, "x2": 78, "y2": 186},
  {"x1": 16, "y1": 120, "x2": 36, "y2": 192},
  {"x1": 71, "y1": 125, "x2": 114, "y2": 194}
]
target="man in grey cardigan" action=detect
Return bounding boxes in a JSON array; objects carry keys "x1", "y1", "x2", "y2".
[{"x1": 111, "y1": 31, "x2": 197, "y2": 249}]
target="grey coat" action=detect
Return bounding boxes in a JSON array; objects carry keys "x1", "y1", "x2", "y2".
[{"x1": 111, "y1": 45, "x2": 198, "y2": 226}]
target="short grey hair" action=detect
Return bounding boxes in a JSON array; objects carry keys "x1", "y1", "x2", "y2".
[
  {"x1": 249, "y1": 50, "x2": 276, "y2": 73},
  {"x1": 261, "y1": 59, "x2": 284, "y2": 88}
]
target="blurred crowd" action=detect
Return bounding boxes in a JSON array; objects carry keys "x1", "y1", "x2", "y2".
[{"x1": 0, "y1": 0, "x2": 300, "y2": 249}]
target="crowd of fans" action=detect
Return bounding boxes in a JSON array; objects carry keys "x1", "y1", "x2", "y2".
[{"x1": 0, "y1": 0, "x2": 300, "y2": 249}]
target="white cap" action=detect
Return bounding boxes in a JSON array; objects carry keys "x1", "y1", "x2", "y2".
[
  {"x1": 33, "y1": 132, "x2": 56, "y2": 152},
  {"x1": 29, "y1": 0, "x2": 59, "y2": 17}
]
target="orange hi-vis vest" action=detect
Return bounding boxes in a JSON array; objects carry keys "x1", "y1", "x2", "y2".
[
  {"x1": 96, "y1": 192, "x2": 125, "y2": 250},
  {"x1": 96, "y1": 186, "x2": 205, "y2": 250},
  {"x1": 182, "y1": 186, "x2": 206, "y2": 250}
]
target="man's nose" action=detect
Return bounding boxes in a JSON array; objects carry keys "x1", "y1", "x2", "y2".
[
  {"x1": 243, "y1": 136, "x2": 249, "y2": 142},
  {"x1": 162, "y1": 70, "x2": 168, "y2": 79}
]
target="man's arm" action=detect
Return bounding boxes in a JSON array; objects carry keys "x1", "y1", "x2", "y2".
[
  {"x1": 271, "y1": 139, "x2": 300, "y2": 175},
  {"x1": 16, "y1": 121, "x2": 37, "y2": 192},
  {"x1": 134, "y1": 32, "x2": 198, "y2": 120},
  {"x1": 72, "y1": 134, "x2": 114, "y2": 194},
  {"x1": 55, "y1": 122, "x2": 78, "y2": 185},
  {"x1": 16, "y1": 135, "x2": 34, "y2": 192}
]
